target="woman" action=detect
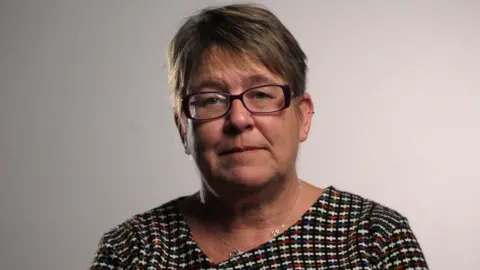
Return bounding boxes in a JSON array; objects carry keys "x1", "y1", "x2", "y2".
[{"x1": 91, "y1": 4, "x2": 428, "y2": 269}]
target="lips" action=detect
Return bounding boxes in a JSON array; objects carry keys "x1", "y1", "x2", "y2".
[{"x1": 219, "y1": 146, "x2": 264, "y2": 155}]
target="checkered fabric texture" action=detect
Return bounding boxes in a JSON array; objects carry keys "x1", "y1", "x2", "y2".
[{"x1": 90, "y1": 186, "x2": 428, "y2": 269}]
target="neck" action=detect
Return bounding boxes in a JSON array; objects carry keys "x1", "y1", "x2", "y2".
[{"x1": 198, "y1": 173, "x2": 302, "y2": 232}]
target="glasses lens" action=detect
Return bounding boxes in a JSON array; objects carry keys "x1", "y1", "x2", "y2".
[
  {"x1": 244, "y1": 85, "x2": 285, "y2": 112},
  {"x1": 188, "y1": 92, "x2": 229, "y2": 119}
]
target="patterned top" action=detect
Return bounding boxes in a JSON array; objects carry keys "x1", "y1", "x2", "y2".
[{"x1": 90, "y1": 186, "x2": 428, "y2": 269}]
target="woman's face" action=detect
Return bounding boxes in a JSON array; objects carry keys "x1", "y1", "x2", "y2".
[{"x1": 181, "y1": 51, "x2": 313, "y2": 191}]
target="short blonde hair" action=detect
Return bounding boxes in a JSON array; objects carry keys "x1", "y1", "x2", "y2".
[{"x1": 168, "y1": 4, "x2": 307, "y2": 128}]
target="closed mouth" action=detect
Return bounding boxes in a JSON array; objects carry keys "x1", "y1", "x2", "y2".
[{"x1": 220, "y1": 147, "x2": 263, "y2": 155}]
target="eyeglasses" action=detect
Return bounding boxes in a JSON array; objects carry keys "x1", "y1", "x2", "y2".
[{"x1": 182, "y1": 84, "x2": 292, "y2": 120}]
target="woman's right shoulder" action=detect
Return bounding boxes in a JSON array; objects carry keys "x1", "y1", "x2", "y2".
[
  {"x1": 90, "y1": 196, "x2": 187, "y2": 269},
  {"x1": 107, "y1": 196, "x2": 186, "y2": 240}
]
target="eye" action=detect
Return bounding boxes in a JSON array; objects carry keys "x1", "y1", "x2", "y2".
[
  {"x1": 190, "y1": 93, "x2": 228, "y2": 108},
  {"x1": 253, "y1": 91, "x2": 269, "y2": 99},
  {"x1": 203, "y1": 97, "x2": 220, "y2": 104},
  {"x1": 247, "y1": 89, "x2": 273, "y2": 100}
]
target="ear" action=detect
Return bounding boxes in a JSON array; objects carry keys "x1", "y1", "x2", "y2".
[
  {"x1": 174, "y1": 113, "x2": 190, "y2": 155},
  {"x1": 296, "y1": 93, "x2": 314, "y2": 142}
]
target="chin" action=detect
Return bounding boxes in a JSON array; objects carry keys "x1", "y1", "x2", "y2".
[{"x1": 220, "y1": 166, "x2": 276, "y2": 189}]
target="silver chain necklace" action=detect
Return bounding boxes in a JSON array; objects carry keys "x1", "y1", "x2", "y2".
[{"x1": 214, "y1": 182, "x2": 303, "y2": 258}]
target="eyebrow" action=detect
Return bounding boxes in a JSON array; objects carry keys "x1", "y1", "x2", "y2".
[
  {"x1": 189, "y1": 80, "x2": 228, "y2": 93},
  {"x1": 243, "y1": 74, "x2": 277, "y2": 88},
  {"x1": 189, "y1": 74, "x2": 278, "y2": 93}
]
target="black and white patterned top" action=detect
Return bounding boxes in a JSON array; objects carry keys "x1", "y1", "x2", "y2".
[{"x1": 90, "y1": 186, "x2": 428, "y2": 269}]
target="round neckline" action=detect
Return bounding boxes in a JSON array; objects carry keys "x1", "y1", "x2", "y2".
[{"x1": 174, "y1": 185, "x2": 334, "y2": 266}]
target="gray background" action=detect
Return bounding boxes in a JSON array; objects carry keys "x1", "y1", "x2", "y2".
[{"x1": 1, "y1": 1, "x2": 479, "y2": 269}]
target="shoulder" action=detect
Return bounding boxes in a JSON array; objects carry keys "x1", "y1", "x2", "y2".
[
  {"x1": 90, "y1": 197, "x2": 186, "y2": 269},
  {"x1": 319, "y1": 186, "x2": 429, "y2": 269},
  {"x1": 320, "y1": 186, "x2": 407, "y2": 227}
]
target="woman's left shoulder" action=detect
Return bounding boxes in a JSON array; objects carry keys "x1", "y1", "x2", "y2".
[
  {"x1": 322, "y1": 186, "x2": 409, "y2": 226},
  {"x1": 321, "y1": 186, "x2": 429, "y2": 269}
]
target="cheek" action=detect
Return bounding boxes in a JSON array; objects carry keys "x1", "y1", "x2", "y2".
[
  {"x1": 277, "y1": 116, "x2": 301, "y2": 166},
  {"x1": 190, "y1": 120, "x2": 223, "y2": 154},
  {"x1": 258, "y1": 114, "x2": 300, "y2": 152}
]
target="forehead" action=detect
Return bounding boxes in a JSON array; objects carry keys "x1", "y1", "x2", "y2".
[{"x1": 190, "y1": 48, "x2": 284, "y2": 90}]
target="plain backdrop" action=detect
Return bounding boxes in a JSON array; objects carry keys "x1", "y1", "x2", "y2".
[{"x1": 1, "y1": 1, "x2": 479, "y2": 269}]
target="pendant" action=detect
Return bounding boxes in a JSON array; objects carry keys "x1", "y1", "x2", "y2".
[
  {"x1": 271, "y1": 224, "x2": 285, "y2": 237},
  {"x1": 228, "y1": 249, "x2": 242, "y2": 258},
  {"x1": 271, "y1": 229, "x2": 281, "y2": 236}
]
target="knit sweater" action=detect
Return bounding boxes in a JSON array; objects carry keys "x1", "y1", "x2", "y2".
[{"x1": 90, "y1": 186, "x2": 428, "y2": 269}]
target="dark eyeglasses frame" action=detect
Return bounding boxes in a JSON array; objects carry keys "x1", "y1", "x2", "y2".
[{"x1": 181, "y1": 84, "x2": 293, "y2": 120}]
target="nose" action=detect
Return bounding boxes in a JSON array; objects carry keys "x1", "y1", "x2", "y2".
[{"x1": 225, "y1": 99, "x2": 254, "y2": 133}]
